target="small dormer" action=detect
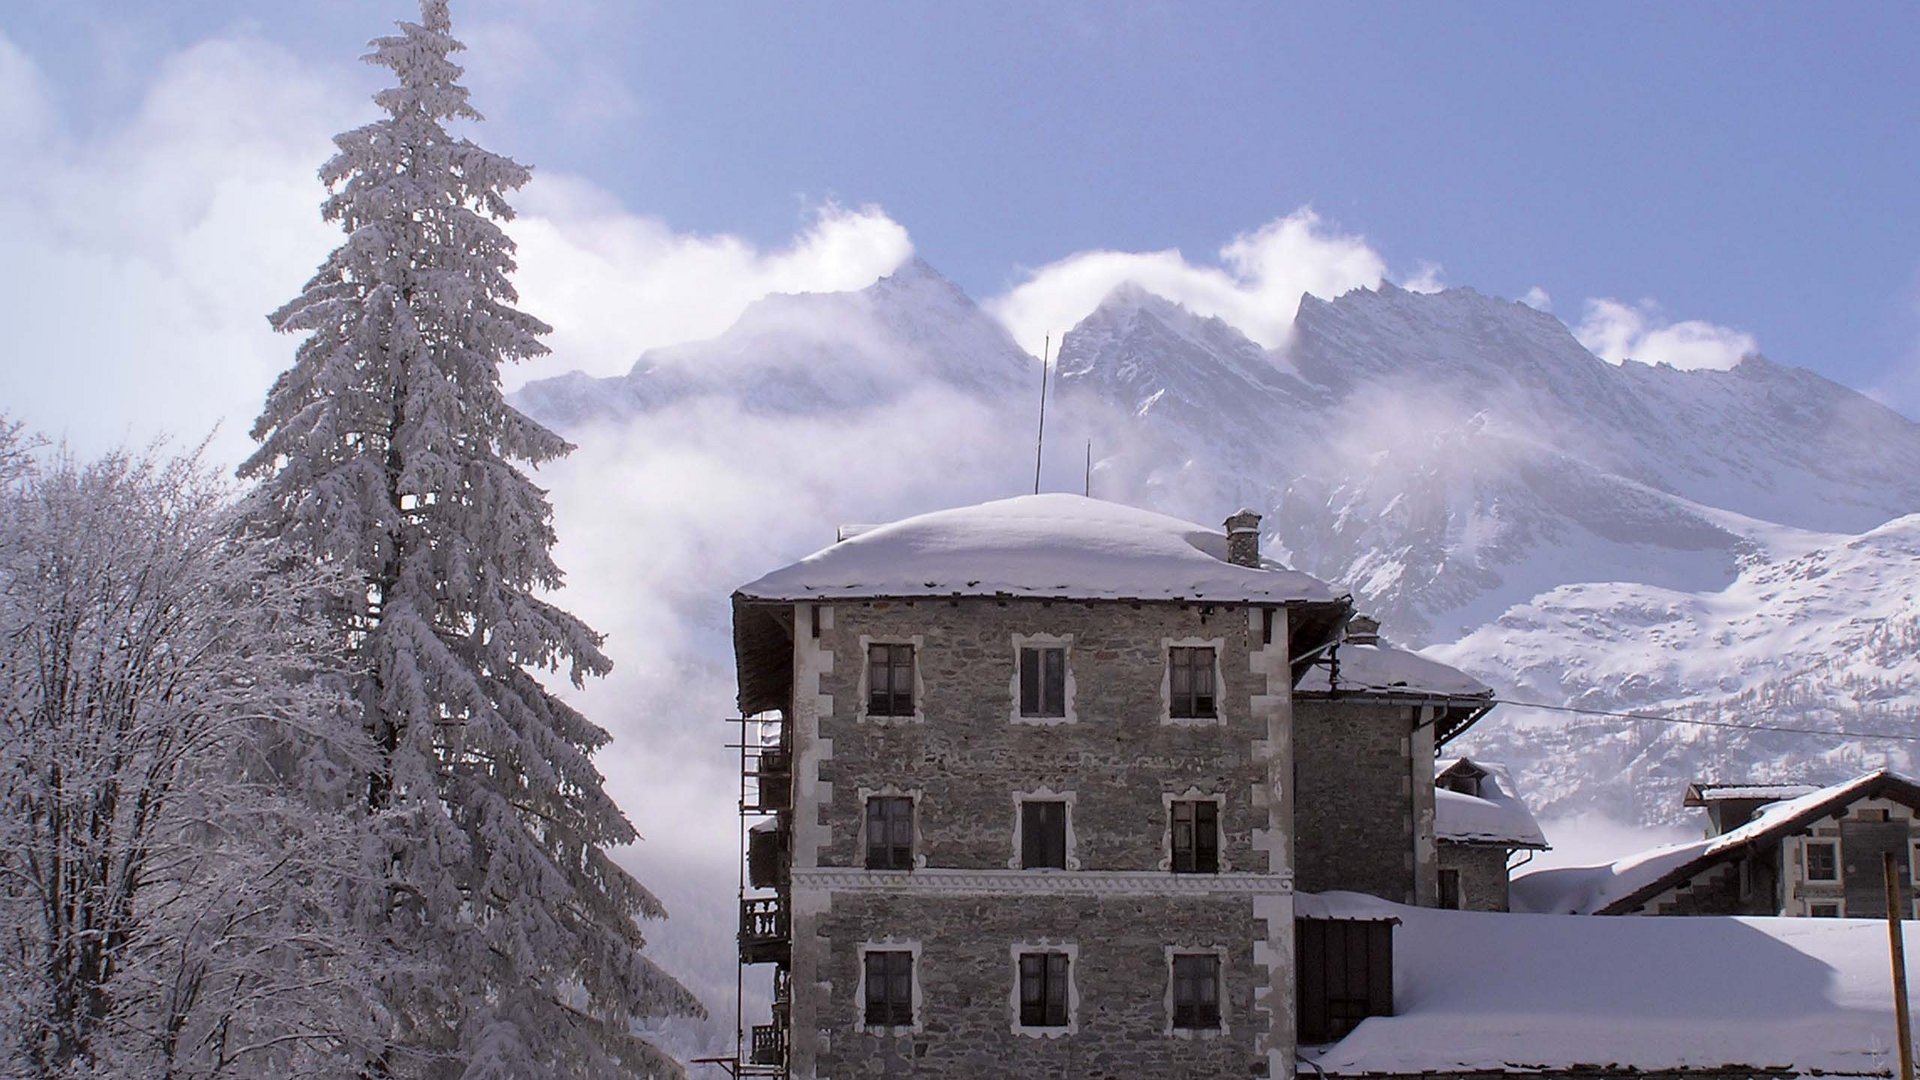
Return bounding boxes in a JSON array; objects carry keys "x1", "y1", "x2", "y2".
[{"x1": 1437, "y1": 758, "x2": 1489, "y2": 800}]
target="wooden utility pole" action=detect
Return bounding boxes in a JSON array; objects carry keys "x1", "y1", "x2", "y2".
[{"x1": 1886, "y1": 851, "x2": 1915, "y2": 1080}]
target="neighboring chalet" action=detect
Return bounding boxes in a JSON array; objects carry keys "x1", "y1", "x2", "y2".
[
  {"x1": 1433, "y1": 757, "x2": 1548, "y2": 911},
  {"x1": 1513, "y1": 769, "x2": 1920, "y2": 918}
]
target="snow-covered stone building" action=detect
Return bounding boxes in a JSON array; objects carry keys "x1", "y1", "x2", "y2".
[
  {"x1": 1432, "y1": 757, "x2": 1548, "y2": 911},
  {"x1": 1514, "y1": 769, "x2": 1920, "y2": 918},
  {"x1": 727, "y1": 494, "x2": 1517, "y2": 1078},
  {"x1": 1293, "y1": 622, "x2": 1515, "y2": 909}
]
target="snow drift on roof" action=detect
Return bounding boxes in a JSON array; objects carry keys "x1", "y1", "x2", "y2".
[
  {"x1": 734, "y1": 493, "x2": 1343, "y2": 604},
  {"x1": 1296, "y1": 640, "x2": 1491, "y2": 698},
  {"x1": 1303, "y1": 891, "x2": 1920, "y2": 1075},
  {"x1": 1434, "y1": 761, "x2": 1547, "y2": 848},
  {"x1": 1513, "y1": 770, "x2": 1893, "y2": 915}
]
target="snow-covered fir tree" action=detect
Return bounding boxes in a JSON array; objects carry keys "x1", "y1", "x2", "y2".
[{"x1": 241, "y1": 4, "x2": 699, "y2": 1077}]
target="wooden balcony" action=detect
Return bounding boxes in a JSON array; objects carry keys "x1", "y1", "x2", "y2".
[{"x1": 740, "y1": 895, "x2": 789, "y2": 965}]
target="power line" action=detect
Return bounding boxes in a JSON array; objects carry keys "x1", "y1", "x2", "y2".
[
  {"x1": 1325, "y1": 675, "x2": 1920, "y2": 743},
  {"x1": 1486, "y1": 695, "x2": 1920, "y2": 744}
]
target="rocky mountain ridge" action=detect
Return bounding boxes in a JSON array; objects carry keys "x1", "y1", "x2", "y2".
[{"x1": 517, "y1": 260, "x2": 1920, "y2": 825}]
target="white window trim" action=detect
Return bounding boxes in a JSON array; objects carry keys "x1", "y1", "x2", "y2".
[
  {"x1": 1160, "y1": 787, "x2": 1231, "y2": 873},
  {"x1": 1009, "y1": 632, "x2": 1077, "y2": 725},
  {"x1": 1161, "y1": 636, "x2": 1228, "y2": 726},
  {"x1": 1009, "y1": 787, "x2": 1080, "y2": 871},
  {"x1": 1009, "y1": 941, "x2": 1079, "y2": 1037},
  {"x1": 856, "y1": 785, "x2": 927, "y2": 871},
  {"x1": 855, "y1": 939, "x2": 924, "y2": 1034},
  {"x1": 1804, "y1": 838, "x2": 1840, "y2": 883},
  {"x1": 1164, "y1": 944, "x2": 1231, "y2": 1038},
  {"x1": 857, "y1": 635, "x2": 925, "y2": 725}
]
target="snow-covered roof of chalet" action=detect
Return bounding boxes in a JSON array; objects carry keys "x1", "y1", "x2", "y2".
[
  {"x1": 1513, "y1": 770, "x2": 1920, "y2": 916},
  {"x1": 735, "y1": 493, "x2": 1344, "y2": 604},
  {"x1": 1300, "y1": 891, "x2": 1920, "y2": 1075},
  {"x1": 1296, "y1": 640, "x2": 1491, "y2": 700},
  {"x1": 1433, "y1": 758, "x2": 1547, "y2": 849}
]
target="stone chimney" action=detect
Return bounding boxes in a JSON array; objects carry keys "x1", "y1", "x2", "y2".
[
  {"x1": 1345, "y1": 614, "x2": 1381, "y2": 646},
  {"x1": 1224, "y1": 510, "x2": 1262, "y2": 568}
]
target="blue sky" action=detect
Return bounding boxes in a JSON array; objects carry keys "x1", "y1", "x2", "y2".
[{"x1": 4, "y1": 0, "x2": 1918, "y2": 454}]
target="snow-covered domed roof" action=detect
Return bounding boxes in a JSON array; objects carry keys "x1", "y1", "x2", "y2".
[{"x1": 735, "y1": 493, "x2": 1343, "y2": 604}]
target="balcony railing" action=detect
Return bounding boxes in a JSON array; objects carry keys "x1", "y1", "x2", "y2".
[
  {"x1": 740, "y1": 895, "x2": 789, "y2": 965},
  {"x1": 749, "y1": 1023, "x2": 788, "y2": 1067}
]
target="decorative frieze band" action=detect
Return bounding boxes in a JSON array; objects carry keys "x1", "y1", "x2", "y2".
[{"x1": 791, "y1": 867, "x2": 1294, "y2": 896}]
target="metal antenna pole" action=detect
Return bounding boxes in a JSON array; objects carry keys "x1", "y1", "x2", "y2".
[{"x1": 1033, "y1": 334, "x2": 1050, "y2": 495}]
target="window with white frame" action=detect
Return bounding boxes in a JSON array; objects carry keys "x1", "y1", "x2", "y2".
[
  {"x1": 865, "y1": 795, "x2": 914, "y2": 870},
  {"x1": 1171, "y1": 799, "x2": 1219, "y2": 874},
  {"x1": 1809, "y1": 902, "x2": 1841, "y2": 918},
  {"x1": 1021, "y1": 800, "x2": 1068, "y2": 869},
  {"x1": 1168, "y1": 646, "x2": 1218, "y2": 719},
  {"x1": 1019, "y1": 645, "x2": 1067, "y2": 719},
  {"x1": 1806, "y1": 840, "x2": 1839, "y2": 882},
  {"x1": 862, "y1": 949, "x2": 915, "y2": 1028},
  {"x1": 1170, "y1": 953, "x2": 1222, "y2": 1030},
  {"x1": 1017, "y1": 951, "x2": 1070, "y2": 1028},
  {"x1": 867, "y1": 643, "x2": 915, "y2": 717}
]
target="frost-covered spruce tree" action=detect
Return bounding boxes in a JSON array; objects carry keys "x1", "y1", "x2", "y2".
[{"x1": 241, "y1": 5, "x2": 697, "y2": 1078}]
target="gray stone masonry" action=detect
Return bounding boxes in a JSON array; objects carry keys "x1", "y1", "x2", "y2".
[
  {"x1": 1293, "y1": 700, "x2": 1415, "y2": 901},
  {"x1": 817, "y1": 893, "x2": 1263, "y2": 1079},
  {"x1": 1339, "y1": 1072, "x2": 1800, "y2": 1080},
  {"x1": 817, "y1": 599, "x2": 1273, "y2": 873},
  {"x1": 1436, "y1": 843, "x2": 1513, "y2": 912}
]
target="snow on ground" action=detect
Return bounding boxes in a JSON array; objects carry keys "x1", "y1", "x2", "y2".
[
  {"x1": 736, "y1": 492, "x2": 1343, "y2": 603},
  {"x1": 1303, "y1": 892, "x2": 1916, "y2": 1075}
]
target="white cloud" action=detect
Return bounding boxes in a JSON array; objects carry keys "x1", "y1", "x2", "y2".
[
  {"x1": 1401, "y1": 261, "x2": 1447, "y2": 294},
  {"x1": 1574, "y1": 297, "x2": 1759, "y2": 371},
  {"x1": 0, "y1": 33, "x2": 355, "y2": 468},
  {"x1": 508, "y1": 187, "x2": 911, "y2": 385},
  {"x1": 0, "y1": 28, "x2": 913, "y2": 466},
  {"x1": 1521, "y1": 285, "x2": 1552, "y2": 312},
  {"x1": 986, "y1": 208, "x2": 1388, "y2": 355}
]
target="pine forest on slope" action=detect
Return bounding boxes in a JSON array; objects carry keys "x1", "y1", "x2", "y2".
[{"x1": 518, "y1": 259, "x2": 1920, "y2": 825}]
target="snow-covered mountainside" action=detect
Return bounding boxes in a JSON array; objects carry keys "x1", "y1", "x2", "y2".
[{"x1": 517, "y1": 262, "x2": 1920, "y2": 828}]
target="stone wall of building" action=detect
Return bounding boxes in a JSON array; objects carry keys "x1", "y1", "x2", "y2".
[
  {"x1": 1293, "y1": 700, "x2": 1416, "y2": 902},
  {"x1": 786, "y1": 596, "x2": 1298, "y2": 1077},
  {"x1": 1437, "y1": 843, "x2": 1513, "y2": 912},
  {"x1": 814, "y1": 891, "x2": 1265, "y2": 1079},
  {"x1": 815, "y1": 598, "x2": 1274, "y2": 873}
]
